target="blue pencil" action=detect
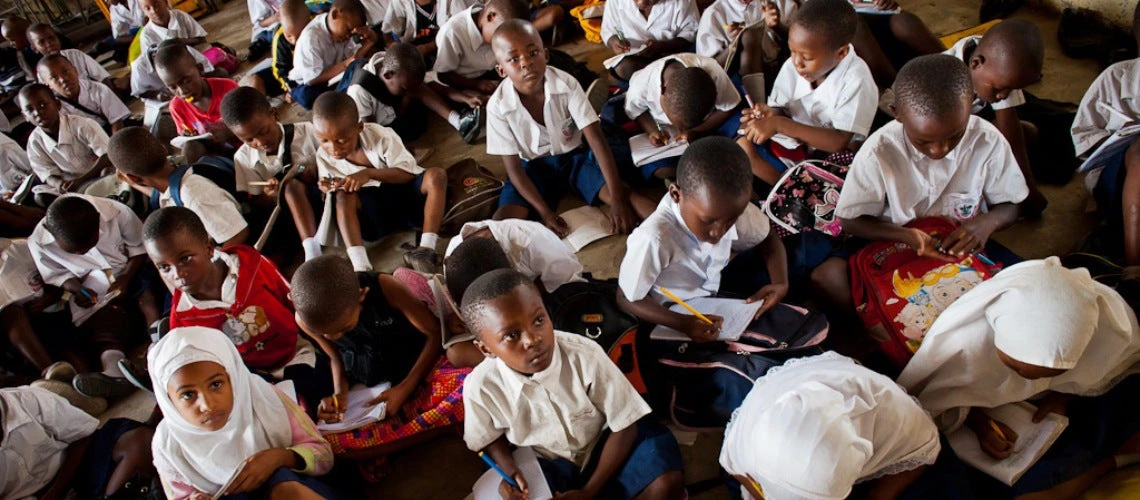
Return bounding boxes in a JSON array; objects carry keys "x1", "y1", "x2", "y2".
[{"x1": 478, "y1": 452, "x2": 521, "y2": 491}]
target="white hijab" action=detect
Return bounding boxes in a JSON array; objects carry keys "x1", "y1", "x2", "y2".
[
  {"x1": 720, "y1": 352, "x2": 941, "y2": 500},
  {"x1": 149, "y1": 327, "x2": 293, "y2": 493},
  {"x1": 897, "y1": 257, "x2": 1140, "y2": 431}
]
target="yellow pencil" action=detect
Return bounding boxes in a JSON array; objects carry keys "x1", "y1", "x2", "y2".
[
  {"x1": 659, "y1": 287, "x2": 714, "y2": 325},
  {"x1": 333, "y1": 395, "x2": 340, "y2": 415},
  {"x1": 988, "y1": 420, "x2": 1007, "y2": 441}
]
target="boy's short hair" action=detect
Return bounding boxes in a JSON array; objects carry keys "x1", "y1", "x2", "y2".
[
  {"x1": 281, "y1": 0, "x2": 310, "y2": 19},
  {"x1": 383, "y1": 43, "x2": 427, "y2": 82},
  {"x1": 976, "y1": 19, "x2": 1044, "y2": 77},
  {"x1": 153, "y1": 42, "x2": 194, "y2": 72},
  {"x1": 676, "y1": 136, "x2": 752, "y2": 199},
  {"x1": 893, "y1": 54, "x2": 972, "y2": 119},
  {"x1": 446, "y1": 236, "x2": 511, "y2": 304},
  {"x1": 291, "y1": 255, "x2": 361, "y2": 329},
  {"x1": 36, "y1": 53, "x2": 69, "y2": 73},
  {"x1": 44, "y1": 196, "x2": 99, "y2": 248},
  {"x1": 18, "y1": 83, "x2": 54, "y2": 103},
  {"x1": 312, "y1": 91, "x2": 360, "y2": 124},
  {"x1": 789, "y1": 0, "x2": 857, "y2": 51},
  {"x1": 142, "y1": 206, "x2": 210, "y2": 244},
  {"x1": 26, "y1": 22, "x2": 53, "y2": 37},
  {"x1": 664, "y1": 66, "x2": 716, "y2": 130},
  {"x1": 332, "y1": 0, "x2": 368, "y2": 22},
  {"x1": 486, "y1": 0, "x2": 530, "y2": 21},
  {"x1": 460, "y1": 268, "x2": 535, "y2": 337},
  {"x1": 220, "y1": 86, "x2": 273, "y2": 127},
  {"x1": 109, "y1": 126, "x2": 168, "y2": 177}
]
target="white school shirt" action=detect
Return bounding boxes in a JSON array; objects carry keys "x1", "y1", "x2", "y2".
[
  {"x1": 28, "y1": 195, "x2": 144, "y2": 287},
  {"x1": 383, "y1": 0, "x2": 476, "y2": 42},
  {"x1": 159, "y1": 170, "x2": 248, "y2": 244},
  {"x1": 0, "y1": 387, "x2": 98, "y2": 500},
  {"x1": 110, "y1": 0, "x2": 145, "y2": 38},
  {"x1": 138, "y1": 9, "x2": 207, "y2": 51},
  {"x1": 835, "y1": 116, "x2": 1028, "y2": 225},
  {"x1": 600, "y1": 0, "x2": 699, "y2": 47},
  {"x1": 695, "y1": 0, "x2": 763, "y2": 58},
  {"x1": 59, "y1": 79, "x2": 131, "y2": 127},
  {"x1": 444, "y1": 219, "x2": 586, "y2": 292},
  {"x1": 463, "y1": 331, "x2": 651, "y2": 467},
  {"x1": 59, "y1": 48, "x2": 112, "y2": 84},
  {"x1": 624, "y1": 53, "x2": 741, "y2": 124},
  {"x1": 767, "y1": 45, "x2": 878, "y2": 145},
  {"x1": 25, "y1": 114, "x2": 109, "y2": 189},
  {"x1": 234, "y1": 121, "x2": 320, "y2": 194},
  {"x1": 0, "y1": 133, "x2": 32, "y2": 193},
  {"x1": 0, "y1": 239, "x2": 43, "y2": 310},
  {"x1": 433, "y1": 6, "x2": 495, "y2": 79},
  {"x1": 347, "y1": 53, "x2": 399, "y2": 126},
  {"x1": 290, "y1": 13, "x2": 361, "y2": 85},
  {"x1": 248, "y1": 0, "x2": 282, "y2": 40},
  {"x1": 1072, "y1": 58, "x2": 1140, "y2": 159},
  {"x1": 486, "y1": 67, "x2": 599, "y2": 160},
  {"x1": 316, "y1": 122, "x2": 423, "y2": 188},
  {"x1": 943, "y1": 35, "x2": 1026, "y2": 114},
  {"x1": 619, "y1": 194, "x2": 769, "y2": 303}
]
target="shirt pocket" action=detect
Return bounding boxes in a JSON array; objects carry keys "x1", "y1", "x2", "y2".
[{"x1": 942, "y1": 192, "x2": 981, "y2": 222}]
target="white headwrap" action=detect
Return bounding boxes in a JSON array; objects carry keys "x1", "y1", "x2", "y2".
[
  {"x1": 720, "y1": 352, "x2": 941, "y2": 500},
  {"x1": 149, "y1": 327, "x2": 293, "y2": 493},
  {"x1": 897, "y1": 257, "x2": 1140, "y2": 431}
]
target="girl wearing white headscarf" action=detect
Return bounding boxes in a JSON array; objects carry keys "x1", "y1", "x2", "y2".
[
  {"x1": 720, "y1": 352, "x2": 942, "y2": 500},
  {"x1": 898, "y1": 257, "x2": 1140, "y2": 497},
  {"x1": 149, "y1": 327, "x2": 336, "y2": 499}
]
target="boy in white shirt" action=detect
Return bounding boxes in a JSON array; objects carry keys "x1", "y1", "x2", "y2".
[
  {"x1": 384, "y1": 0, "x2": 479, "y2": 56},
  {"x1": 38, "y1": 56, "x2": 131, "y2": 132},
  {"x1": 461, "y1": 269, "x2": 685, "y2": 499},
  {"x1": 107, "y1": 0, "x2": 145, "y2": 60},
  {"x1": 108, "y1": 127, "x2": 250, "y2": 248},
  {"x1": 248, "y1": 0, "x2": 283, "y2": 50},
  {"x1": 26, "y1": 23, "x2": 122, "y2": 92},
  {"x1": 739, "y1": 0, "x2": 877, "y2": 185},
  {"x1": 600, "y1": 0, "x2": 699, "y2": 81},
  {"x1": 130, "y1": 42, "x2": 219, "y2": 131},
  {"x1": 943, "y1": 19, "x2": 1047, "y2": 216},
  {"x1": 138, "y1": 0, "x2": 207, "y2": 51},
  {"x1": 445, "y1": 219, "x2": 585, "y2": 292},
  {"x1": 311, "y1": 92, "x2": 447, "y2": 273},
  {"x1": 20, "y1": 84, "x2": 112, "y2": 197},
  {"x1": 289, "y1": 0, "x2": 379, "y2": 109},
  {"x1": 433, "y1": 0, "x2": 528, "y2": 98},
  {"x1": 489, "y1": 21, "x2": 652, "y2": 237}
]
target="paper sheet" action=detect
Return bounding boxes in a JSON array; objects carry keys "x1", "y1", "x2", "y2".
[
  {"x1": 69, "y1": 270, "x2": 121, "y2": 326},
  {"x1": 472, "y1": 447, "x2": 553, "y2": 500},
  {"x1": 170, "y1": 133, "x2": 213, "y2": 149},
  {"x1": 629, "y1": 131, "x2": 689, "y2": 167},
  {"x1": 560, "y1": 206, "x2": 614, "y2": 251},
  {"x1": 603, "y1": 46, "x2": 647, "y2": 70},
  {"x1": 849, "y1": 0, "x2": 900, "y2": 14},
  {"x1": 316, "y1": 382, "x2": 392, "y2": 434},
  {"x1": 1078, "y1": 124, "x2": 1140, "y2": 173},
  {"x1": 947, "y1": 402, "x2": 1069, "y2": 485},
  {"x1": 649, "y1": 297, "x2": 765, "y2": 341}
]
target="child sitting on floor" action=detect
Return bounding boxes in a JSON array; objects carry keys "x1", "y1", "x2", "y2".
[
  {"x1": 462, "y1": 269, "x2": 686, "y2": 499},
  {"x1": 105, "y1": 0, "x2": 144, "y2": 62},
  {"x1": 37, "y1": 55, "x2": 131, "y2": 132},
  {"x1": 154, "y1": 43, "x2": 240, "y2": 163},
  {"x1": 601, "y1": 0, "x2": 699, "y2": 81},
  {"x1": 291, "y1": 255, "x2": 443, "y2": 426},
  {"x1": 433, "y1": 0, "x2": 528, "y2": 99},
  {"x1": 20, "y1": 84, "x2": 112, "y2": 197},
  {"x1": 130, "y1": 41, "x2": 220, "y2": 134},
  {"x1": 489, "y1": 20, "x2": 653, "y2": 236},
  {"x1": 0, "y1": 132, "x2": 32, "y2": 199},
  {"x1": 27, "y1": 23, "x2": 123, "y2": 92},
  {"x1": 311, "y1": 92, "x2": 447, "y2": 273},
  {"x1": 443, "y1": 236, "x2": 513, "y2": 368},
  {"x1": 738, "y1": 0, "x2": 877, "y2": 186},
  {"x1": 289, "y1": 0, "x2": 378, "y2": 109},
  {"x1": 148, "y1": 327, "x2": 336, "y2": 499},
  {"x1": 137, "y1": 0, "x2": 207, "y2": 51},
  {"x1": 383, "y1": 0, "x2": 479, "y2": 56},
  {"x1": 243, "y1": 0, "x2": 310, "y2": 100},
  {"x1": 696, "y1": 0, "x2": 784, "y2": 80}
]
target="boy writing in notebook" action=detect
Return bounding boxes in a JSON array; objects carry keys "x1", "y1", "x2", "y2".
[
  {"x1": 155, "y1": 43, "x2": 240, "y2": 163},
  {"x1": 37, "y1": 56, "x2": 131, "y2": 132},
  {"x1": 462, "y1": 269, "x2": 686, "y2": 500},
  {"x1": 289, "y1": 0, "x2": 378, "y2": 109},
  {"x1": 27, "y1": 23, "x2": 124, "y2": 92},
  {"x1": 738, "y1": 0, "x2": 877, "y2": 185},
  {"x1": 600, "y1": 0, "x2": 699, "y2": 81},
  {"x1": 311, "y1": 92, "x2": 447, "y2": 274},
  {"x1": 20, "y1": 84, "x2": 112, "y2": 196},
  {"x1": 489, "y1": 20, "x2": 653, "y2": 236},
  {"x1": 137, "y1": 0, "x2": 207, "y2": 51},
  {"x1": 433, "y1": 0, "x2": 529, "y2": 99}
]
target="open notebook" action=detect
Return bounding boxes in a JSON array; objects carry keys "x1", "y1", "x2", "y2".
[
  {"x1": 630, "y1": 130, "x2": 689, "y2": 167},
  {"x1": 69, "y1": 270, "x2": 121, "y2": 326},
  {"x1": 947, "y1": 402, "x2": 1069, "y2": 485},
  {"x1": 1078, "y1": 124, "x2": 1140, "y2": 173},
  {"x1": 560, "y1": 206, "x2": 614, "y2": 251},
  {"x1": 603, "y1": 45, "x2": 647, "y2": 70},
  {"x1": 849, "y1": 0, "x2": 900, "y2": 14},
  {"x1": 316, "y1": 382, "x2": 392, "y2": 434},
  {"x1": 649, "y1": 297, "x2": 764, "y2": 342},
  {"x1": 472, "y1": 447, "x2": 553, "y2": 500}
]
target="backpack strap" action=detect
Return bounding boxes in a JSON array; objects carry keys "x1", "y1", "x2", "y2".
[
  {"x1": 349, "y1": 67, "x2": 399, "y2": 107},
  {"x1": 277, "y1": 123, "x2": 295, "y2": 180},
  {"x1": 148, "y1": 163, "x2": 191, "y2": 210},
  {"x1": 58, "y1": 95, "x2": 108, "y2": 123}
]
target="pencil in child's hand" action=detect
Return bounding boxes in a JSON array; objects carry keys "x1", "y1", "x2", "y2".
[
  {"x1": 478, "y1": 452, "x2": 522, "y2": 491},
  {"x1": 659, "y1": 287, "x2": 715, "y2": 325},
  {"x1": 988, "y1": 420, "x2": 1007, "y2": 442},
  {"x1": 247, "y1": 181, "x2": 274, "y2": 187}
]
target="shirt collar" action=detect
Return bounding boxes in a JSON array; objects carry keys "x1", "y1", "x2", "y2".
[
  {"x1": 256, "y1": 123, "x2": 288, "y2": 165},
  {"x1": 798, "y1": 45, "x2": 855, "y2": 97},
  {"x1": 176, "y1": 249, "x2": 240, "y2": 312},
  {"x1": 494, "y1": 331, "x2": 564, "y2": 400},
  {"x1": 664, "y1": 192, "x2": 737, "y2": 252},
  {"x1": 462, "y1": 7, "x2": 485, "y2": 51},
  {"x1": 42, "y1": 114, "x2": 77, "y2": 148},
  {"x1": 901, "y1": 118, "x2": 967, "y2": 165},
  {"x1": 496, "y1": 67, "x2": 573, "y2": 114}
]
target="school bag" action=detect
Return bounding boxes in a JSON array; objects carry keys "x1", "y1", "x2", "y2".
[
  {"x1": 848, "y1": 217, "x2": 1003, "y2": 368},
  {"x1": 440, "y1": 159, "x2": 503, "y2": 237},
  {"x1": 544, "y1": 278, "x2": 648, "y2": 393},
  {"x1": 763, "y1": 159, "x2": 848, "y2": 238},
  {"x1": 202, "y1": 43, "x2": 240, "y2": 74},
  {"x1": 147, "y1": 157, "x2": 239, "y2": 211}
]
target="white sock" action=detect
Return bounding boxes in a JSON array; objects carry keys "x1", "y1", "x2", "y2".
[
  {"x1": 420, "y1": 232, "x2": 439, "y2": 250},
  {"x1": 101, "y1": 350, "x2": 126, "y2": 378},
  {"x1": 302, "y1": 237, "x2": 322, "y2": 261},
  {"x1": 447, "y1": 111, "x2": 461, "y2": 130},
  {"x1": 347, "y1": 245, "x2": 373, "y2": 272}
]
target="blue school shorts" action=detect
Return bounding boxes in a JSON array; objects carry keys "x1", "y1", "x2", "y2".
[
  {"x1": 537, "y1": 419, "x2": 683, "y2": 499},
  {"x1": 1092, "y1": 145, "x2": 1131, "y2": 229},
  {"x1": 290, "y1": 59, "x2": 366, "y2": 110},
  {"x1": 499, "y1": 147, "x2": 608, "y2": 212},
  {"x1": 354, "y1": 174, "x2": 426, "y2": 241}
]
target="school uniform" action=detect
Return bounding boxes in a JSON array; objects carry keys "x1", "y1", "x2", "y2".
[
  {"x1": 137, "y1": 9, "x2": 207, "y2": 51},
  {"x1": 600, "y1": 0, "x2": 699, "y2": 48},
  {"x1": 384, "y1": 0, "x2": 476, "y2": 44},
  {"x1": 334, "y1": 272, "x2": 428, "y2": 386},
  {"x1": 835, "y1": 116, "x2": 1029, "y2": 226},
  {"x1": 57, "y1": 48, "x2": 112, "y2": 84},
  {"x1": 695, "y1": 0, "x2": 764, "y2": 60},
  {"x1": 0, "y1": 133, "x2": 32, "y2": 194},
  {"x1": 317, "y1": 122, "x2": 427, "y2": 240},
  {"x1": 28, "y1": 195, "x2": 143, "y2": 288},
  {"x1": 109, "y1": 0, "x2": 145, "y2": 39},
  {"x1": 1072, "y1": 58, "x2": 1140, "y2": 231},
  {"x1": 248, "y1": 0, "x2": 282, "y2": 42},
  {"x1": 167, "y1": 77, "x2": 239, "y2": 137},
  {"x1": 129, "y1": 46, "x2": 214, "y2": 125},
  {"x1": 444, "y1": 219, "x2": 586, "y2": 292},
  {"x1": 624, "y1": 53, "x2": 741, "y2": 127},
  {"x1": 58, "y1": 79, "x2": 131, "y2": 128},
  {"x1": 346, "y1": 52, "x2": 428, "y2": 139},
  {"x1": 464, "y1": 331, "x2": 683, "y2": 498},
  {"x1": 269, "y1": 27, "x2": 297, "y2": 96},
  {"x1": 25, "y1": 114, "x2": 109, "y2": 190},
  {"x1": 0, "y1": 387, "x2": 98, "y2": 499},
  {"x1": 943, "y1": 35, "x2": 1026, "y2": 115},
  {"x1": 289, "y1": 13, "x2": 363, "y2": 109},
  {"x1": 433, "y1": 5, "x2": 495, "y2": 79},
  {"x1": 234, "y1": 121, "x2": 320, "y2": 195},
  {"x1": 158, "y1": 169, "x2": 248, "y2": 244}
]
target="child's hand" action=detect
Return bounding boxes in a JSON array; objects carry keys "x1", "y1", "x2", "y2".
[
  {"x1": 726, "y1": 22, "x2": 745, "y2": 38},
  {"x1": 369, "y1": 382, "x2": 413, "y2": 417},
  {"x1": 499, "y1": 471, "x2": 529, "y2": 500},
  {"x1": 73, "y1": 288, "x2": 97, "y2": 308},
  {"x1": 318, "y1": 177, "x2": 343, "y2": 194},
  {"x1": 760, "y1": 1, "x2": 780, "y2": 28},
  {"x1": 647, "y1": 130, "x2": 670, "y2": 147},
  {"x1": 225, "y1": 448, "x2": 293, "y2": 494},
  {"x1": 317, "y1": 393, "x2": 346, "y2": 423},
  {"x1": 459, "y1": 91, "x2": 488, "y2": 108},
  {"x1": 610, "y1": 37, "x2": 631, "y2": 54},
  {"x1": 938, "y1": 219, "x2": 994, "y2": 257},
  {"x1": 262, "y1": 177, "x2": 280, "y2": 198},
  {"x1": 477, "y1": 80, "x2": 500, "y2": 95},
  {"x1": 977, "y1": 418, "x2": 1018, "y2": 460},
  {"x1": 188, "y1": 492, "x2": 211, "y2": 500},
  {"x1": 747, "y1": 282, "x2": 788, "y2": 319},
  {"x1": 341, "y1": 171, "x2": 372, "y2": 192},
  {"x1": 608, "y1": 187, "x2": 638, "y2": 235},
  {"x1": 683, "y1": 314, "x2": 724, "y2": 342},
  {"x1": 907, "y1": 228, "x2": 956, "y2": 262},
  {"x1": 60, "y1": 179, "x2": 79, "y2": 192},
  {"x1": 1032, "y1": 392, "x2": 1071, "y2": 423},
  {"x1": 673, "y1": 130, "x2": 691, "y2": 144},
  {"x1": 542, "y1": 213, "x2": 571, "y2": 238},
  {"x1": 554, "y1": 490, "x2": 589, "y2": 500},
  {"x1": 874, "y1": 0, "x2": 899, "y2": 10},
  {"x1": 742, "y1": 116, "x2": 780, "y2": 145},
  {"x1": 352, "y1": 27, "x2": 378, "y2": 56}
]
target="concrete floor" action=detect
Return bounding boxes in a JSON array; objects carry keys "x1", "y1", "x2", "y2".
[{"x1": 94, "y1": 0, "x2": 1133, "y2": 497}]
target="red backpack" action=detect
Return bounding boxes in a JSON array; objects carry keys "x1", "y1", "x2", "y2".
[{"x1": 849, "y1": 217, "x2": 1003, "y2": 368}]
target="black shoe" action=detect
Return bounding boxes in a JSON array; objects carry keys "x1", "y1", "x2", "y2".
[
  {"x1": 73, "y1": 372, "x2": 138, "y2": 399},
  {"x1": 459, "y1": 107, "x2": 482, "y2": 144},
  {"x1": 118, "y1": 358, "x2": 154, "y2": 393}
]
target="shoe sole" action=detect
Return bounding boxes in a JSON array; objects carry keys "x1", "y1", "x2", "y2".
[
  {"x1": 74, "y1": 374, "x2": 137, "y2": 399},
  {"x1": 118, "y1": 360, "x2": 154, "y2": 394}
]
